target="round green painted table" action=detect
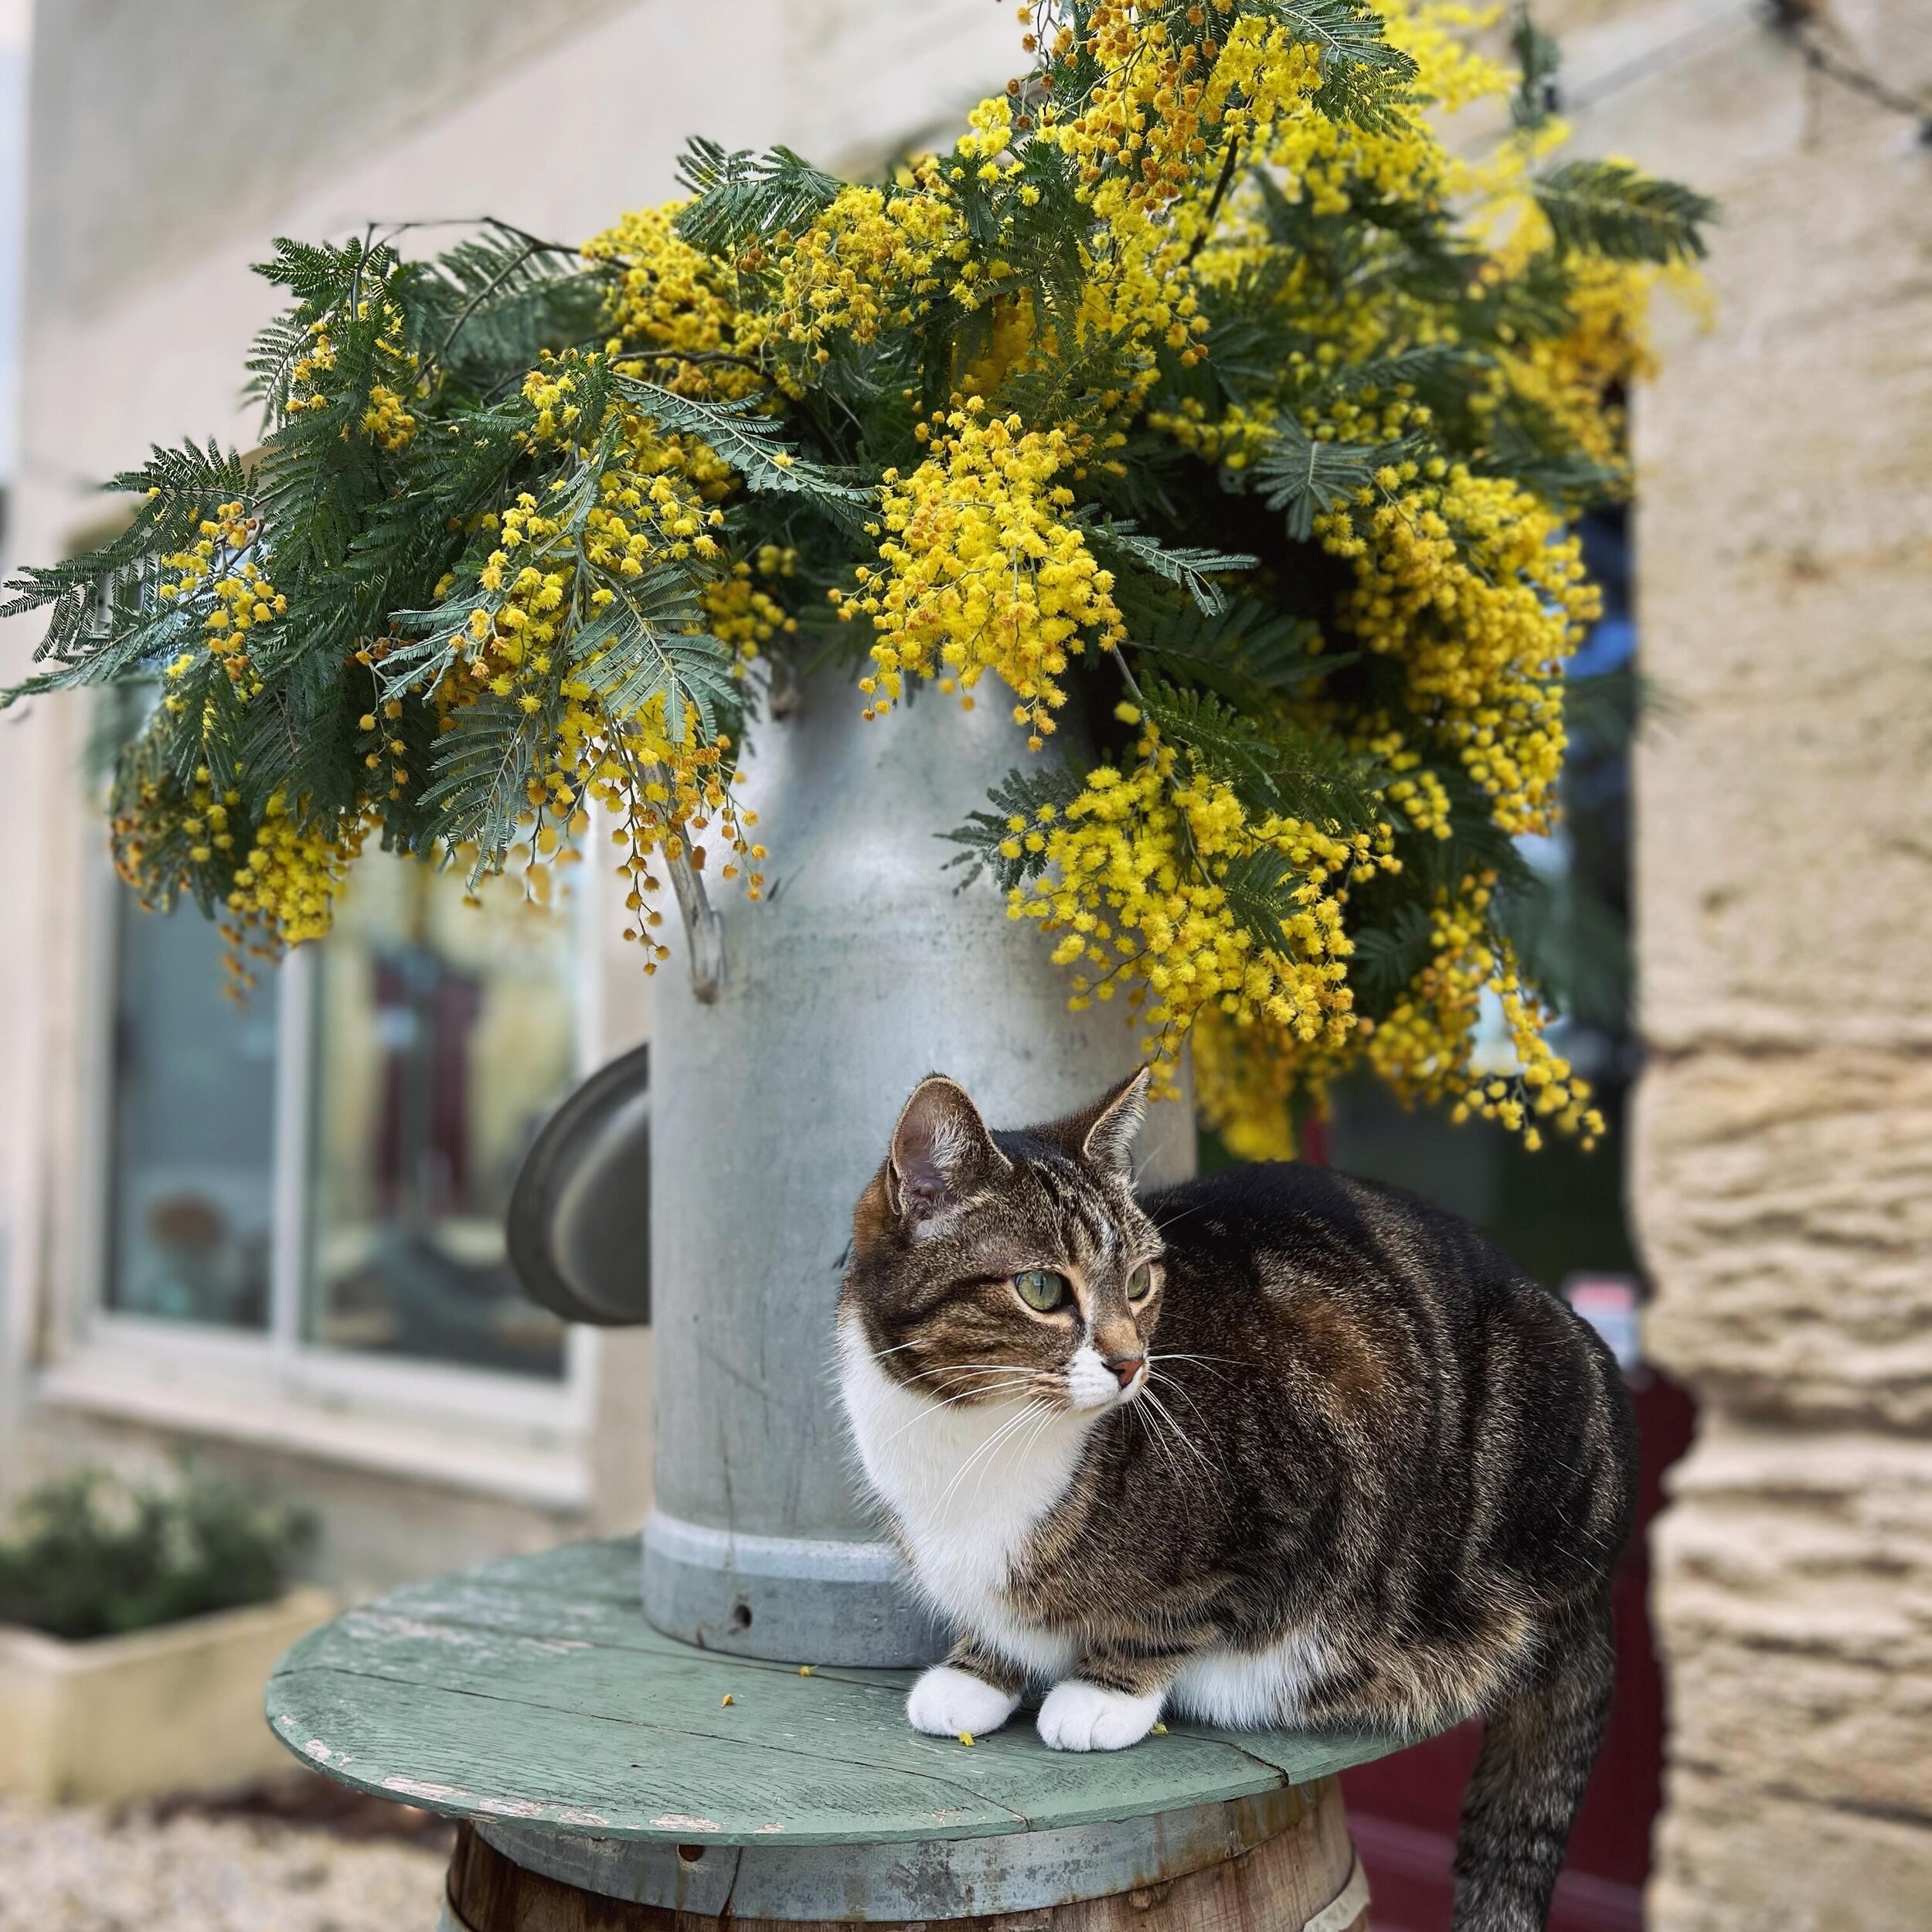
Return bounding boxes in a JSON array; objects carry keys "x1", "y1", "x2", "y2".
[{"x1": 268, "y1": 1539, "x2": 1410, "y2": 1932}]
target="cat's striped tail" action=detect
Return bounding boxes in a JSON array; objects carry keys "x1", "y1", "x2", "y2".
[{"x1": 1449, "y1": 1597, "x2": 1617, "y2": 1932}]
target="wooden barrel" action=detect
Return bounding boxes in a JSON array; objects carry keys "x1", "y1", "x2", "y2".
[{"x1": 443, "y1": 1775, "x2": 1366, "y2": 1932}]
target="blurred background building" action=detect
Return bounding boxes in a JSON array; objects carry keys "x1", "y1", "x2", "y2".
[
  {"x1": 0, "y1": 4, "x2": 1924, "y2": 1930},
  {"x1": 0, "y1": 0, "x2": 1019, "y2": 1589}
]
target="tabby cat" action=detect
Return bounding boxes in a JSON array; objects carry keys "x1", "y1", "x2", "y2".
[{"x1": 838, "y1": 1069, "x2": 1636, "y2": 1932}]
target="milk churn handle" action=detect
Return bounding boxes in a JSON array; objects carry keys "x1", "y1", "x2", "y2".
[{"x1": 666, "y1": 849, "x2": 725, "y2": 1002}]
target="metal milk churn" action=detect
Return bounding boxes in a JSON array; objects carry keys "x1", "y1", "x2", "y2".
[
  {"x1": 645, "y1": 673, "x2": 1196, "y2": 1663},
  {"x1": 516, "y1": 671, "x2": 1195, "y2": 1666}
]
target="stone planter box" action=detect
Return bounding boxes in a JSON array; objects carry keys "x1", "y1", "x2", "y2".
[{"x1": 0, "y1": 1587, "x2": 335, "y2": 1803}]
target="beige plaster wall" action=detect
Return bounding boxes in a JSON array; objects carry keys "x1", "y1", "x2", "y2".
[
  {"x1": 26, "y1": 0, "x2": 631, "y2": 329},
  {"x1": 1537, "y1": 0, "x2": 1932, "y2": 1924}
]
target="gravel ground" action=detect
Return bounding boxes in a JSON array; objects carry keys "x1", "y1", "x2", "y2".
[{"x1": 0, "y1": 1794, "x2": 451, "y2": 1932}]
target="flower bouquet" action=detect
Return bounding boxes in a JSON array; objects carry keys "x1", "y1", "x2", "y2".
[{"x1": 2, "y1": 0, "x2": 1709, "y2": 1158}]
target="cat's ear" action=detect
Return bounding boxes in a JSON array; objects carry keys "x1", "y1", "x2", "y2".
[
  {"x1": 1053, "y1": 1066, "x2": 1151, "y2": 1182},
  {"x1": 889, "y1": 1075, "x2": 1008, "y2": 1222}
]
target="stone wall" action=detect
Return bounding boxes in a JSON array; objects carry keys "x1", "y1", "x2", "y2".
[{"x1": 1546, "y1": 0, "x2": 1932, "y2": 1924}]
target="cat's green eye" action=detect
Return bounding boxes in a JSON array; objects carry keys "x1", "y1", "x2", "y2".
[
  {"x1": 1014, "y1": 1269, "x2": 1072, "y2": 1313},
  {"x1": 1126, "y1": 1262, "x2": 1157, "y2": 1304}
]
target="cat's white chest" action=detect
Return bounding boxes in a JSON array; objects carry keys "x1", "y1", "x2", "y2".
[{"x1": 837, "y1": 1319, "x2": 1083, "y2": 1677}]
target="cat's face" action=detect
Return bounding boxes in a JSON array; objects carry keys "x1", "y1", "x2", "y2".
[{"x1": 839, "y1": 1070, "x2": 1165, "y2": 1413}]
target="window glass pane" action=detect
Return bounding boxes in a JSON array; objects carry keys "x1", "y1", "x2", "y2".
[
  {"x1": 304, "y1": 860, "x2": 576, "y2": 1378},
  {"x1": 108, "y1": 903, "x2": 278, "y2": 1328}
]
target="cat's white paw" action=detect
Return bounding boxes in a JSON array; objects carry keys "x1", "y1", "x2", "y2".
[
  {"x1": 906, "y1": 1665, "x2": 1021, "y2": 1739},
  {"x1": 1036, "y1": 1679, "x2": 1164, "y2": 1752}
]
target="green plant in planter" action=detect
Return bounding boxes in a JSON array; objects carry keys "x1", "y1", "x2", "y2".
[
  {"x1": 0, "y1": 1468, "x2": 316, "y2": 1641},
  {"x1": 0, "y1": 1, "x2": 1709, "y2": 1159}
]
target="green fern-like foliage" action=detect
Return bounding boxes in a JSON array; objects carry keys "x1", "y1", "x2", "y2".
[
  {"x1": 1251, "y1": 415, "x2": 1427, "y2": 539},
  {"x1": 1532, "y1": 159, "x2": 1716, "y2": 264},
  {"x1": 673, "y1": 140, "x2": 845, "y2": 254},
  {"x1": 941, "y1": 764, "x2": 1088, "y2": 891}
]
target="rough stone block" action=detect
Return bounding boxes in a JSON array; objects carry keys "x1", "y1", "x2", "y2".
[
  {"x1": 1651, "y1": 1423, "x2": 1932, "y2": 1822},
  {"x1": 1636, "y1": 1048, "x2": 1932, "y2": 1428},
  {"x1": 1650, "y1": 1770, "x2": 1932, "y2": 1932}
]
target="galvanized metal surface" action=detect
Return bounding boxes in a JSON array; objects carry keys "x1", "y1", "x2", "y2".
[
  {"x1": 475, "y1": 1786, "x2": 1306, "y2": 1920},
  {"x1": 649, "y1": 675, "x2": 1196, "y2": 1665},
  {"x1": 267, "y1": 1539, "x2": 1411, "y2": 1846},
  {"x1": 505, "y1": 1043, "x2": 651, "y2": 1325},
  {"x1": 642, "y1": 1510, "x2": 947, "y2": 1665}
]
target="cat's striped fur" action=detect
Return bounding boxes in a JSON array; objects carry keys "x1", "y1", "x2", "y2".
[{"x1": 838, "y1": 1070, "x2": 1635, "y2": 1932}]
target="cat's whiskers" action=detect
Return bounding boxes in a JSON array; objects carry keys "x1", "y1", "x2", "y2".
[
  {"x1": 1146, "y1": 1363, "x2": 1230, "y2": 1454},
  {"x1": 899, "y1": 1359, "x2": 1031, "y2": 1387},
  {"x1": 1148, "y1": 1194, "x2": 1219, "y2": 1235},
  {"x1": 934, "y1": 1398, "x2": 1055, "y2": 1517},
  {"x1": 883, "y1": 1379, "x2": 1037, "y2": 1429},
  {"x1": 1000, "y1": 1398, "x2": 1069, "y2": 1499},
  {"x1": 1128, "y1": 1395, "x2": 1185, "y2": 1488},
  {"x1": 910, "y1": 1376, "x2": 1043, "y2": 1411},
  {"x1": 1144, "y1": 1403, "x2": 1206, "y2": 1486},
  {"x1": 1139, "y1": 1383, "x2": 1217, "y2": 1478},
  {"x1": 887, "y1": 1362, "x2": 1036, "y2": 1406},
  {"x1": 917, "y1": 1364, "x2": 1062, "y2": 1404},
  {"x1": 932, "y1": 1407, "x2": 1040, "y2": 1518},
  {"x1": 1149, "y1": 1350, "x2": 1245, "y2": 1370},
  {"x1": 1133, "y1": 1391, "x2": 1199, "y2": 1495},
  {"x1": 1148, "y1": 1350, "x2": 1243, "y2": 1388},
  {"x1": 879, "y1": 1370, "x2": 1045, "y2": 1442},
  {"x1": 1134, "y1": 1383, "x2": 1185, "y2": 1473},
  {"x1": 971, "y1": 1395, "x2": 1063, "y2": 1507}
]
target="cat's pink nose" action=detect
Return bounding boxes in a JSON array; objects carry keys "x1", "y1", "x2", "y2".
[{"x1": 1107, "y1": 1354, "x2": 1144, "y2": 1389}]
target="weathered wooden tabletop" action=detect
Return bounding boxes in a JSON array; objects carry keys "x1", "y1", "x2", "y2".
[{"x1": 267, "y1": 1539, "x2": 1408, "y2": 1845}]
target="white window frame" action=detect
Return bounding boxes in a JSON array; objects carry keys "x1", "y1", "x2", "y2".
[{"x1": 40, "y1": 831, "x2": 605, "y2": 1509}]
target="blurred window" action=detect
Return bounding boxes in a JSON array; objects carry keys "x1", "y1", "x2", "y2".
[
  {"x1": 107, "y1": 902, "x2": 278, "y2": 1329},
  {"x1": 303, "y1": 862, "x2": 575, "y2": 1379},
  {"x1": 102, "y1": 855, "x2": 580, "y2": 1385}
]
